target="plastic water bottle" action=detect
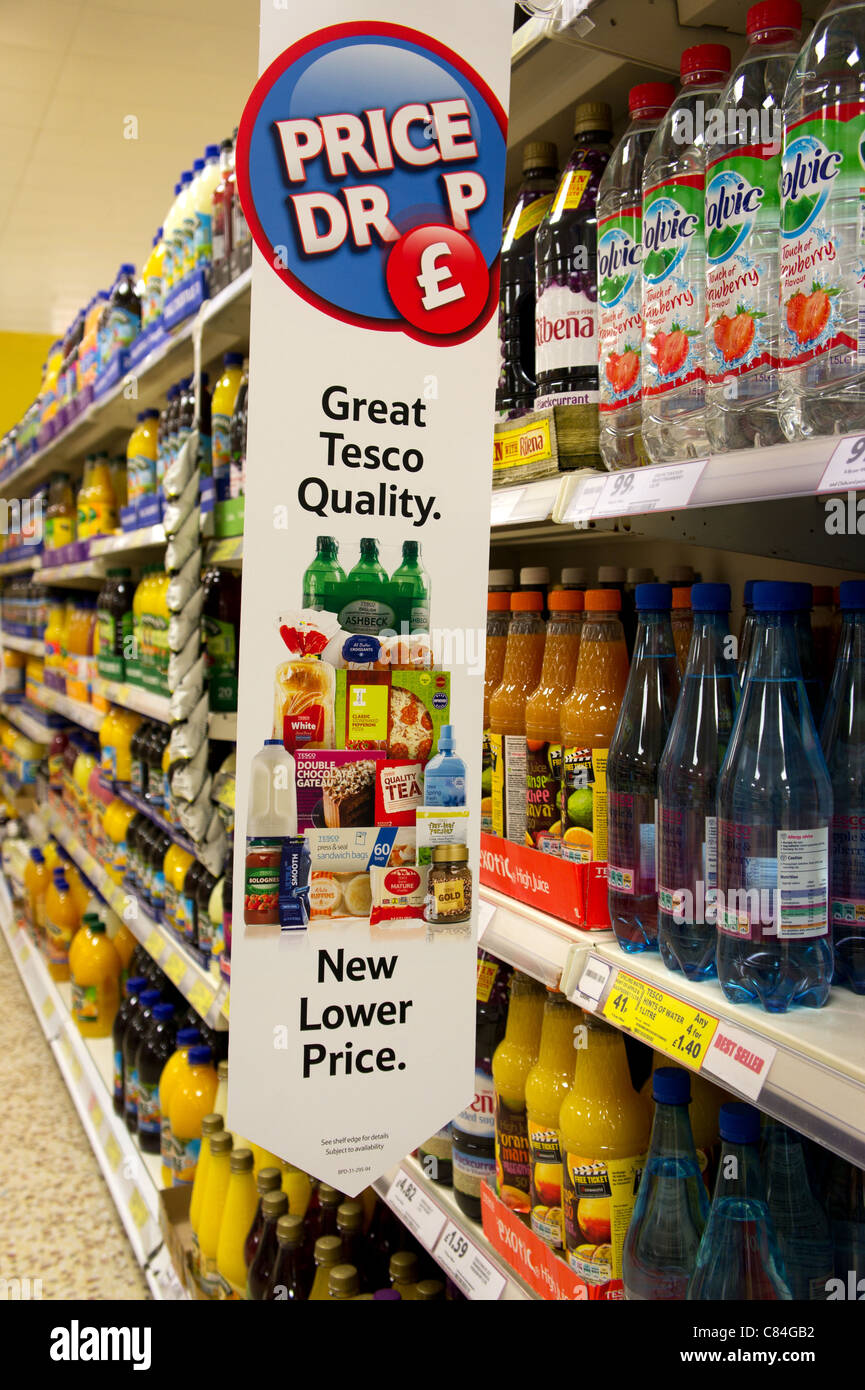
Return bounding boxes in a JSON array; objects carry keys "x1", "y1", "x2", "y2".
[
  {"x1": 704, "y1": 0, "x2": 803, "y2": 452},
  {"x1": 622, "y1": 1067, "x2": 709, "y2": 1300},
  {"x1": 688, "y1": 1102, "x2": 792, "y2": 1300},
  {"x1": 737, "y1": 578, "x2": 757, "y2": 681},
  {"x1": 496, "y1": 142, "x2": 559, "y2": 421},
  {"x1": 641, "y1": 45, "x2": 732, "y2": 463},
  {"x1": 825, "y1": 1152, "x2": 865, "y2": 1284},
  {"x1": 792, "y1": 582, "x2": 826, "y2": 727},
  {"x1": 821, "y1": 579, "x2": 865, "y2": 993},
  {"x1": 597, "y1": 83, "x2": 675, "y2": 469},
  {"x1": 608, "y1": 583, "x2": 681, "y2": 952},
  {"x1": 657, "y1": 583, "x2": 740, "y2": 979},
  {"x1": 716, "y1": 581, "x2": 833, "y2": 1012},
  {"x1": 764, "y1": 1120, "x2": 833, "y2": 1300},
  {"x1": 779, "y1": 0, "x2": 865, "y2": 440}
]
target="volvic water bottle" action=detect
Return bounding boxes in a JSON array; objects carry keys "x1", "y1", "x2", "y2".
[
  {"x1": 622, "y1": 1067, "x2": 709, "y2": 1300},
  {"x1": 779, "y1": 0, "x2": 865, "y2": 439},
  {"x1": 764, "y1": 1120, "x2": 833, "y2": 1300},
  {"x1": 821, "y1": 579, "x2": 865, "y2": 993},
  {"x1": 657, "y1": 583, "x2": 740, "y2": 979},
  {"x1": 704, "y1": 0, "x2": 803, "y2": 452},
  {"x1": 641, "y1": 45, "x2": 732, "y2": 463},
  {"x1": 716, "y1": 581, "x2": 833, "y2": 1012},
  {"x1": 688, "y1": 1103, "x2": 792, "y2": 1300},
  {"x1": 608, "y1": 583, "x2": 681, "y2": 951},
  {"x1": 597, "y1": 82, "x2": 675, "y2": 469}
]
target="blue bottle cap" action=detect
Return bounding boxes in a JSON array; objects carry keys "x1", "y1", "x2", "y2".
[
  {"x1": 176, "y1": 1027, "x2": 201, "y2": 1047},
  {"x1": 652, "y1": 1066, "x2": 691, "y2": 1105},
  {"x1": 30, "y1": 847, "x2": 44, "y2": 862},
  {"x1": 193, "y1": 158, "x2": 205, "y2": 173},
  {"x1": 264, "y1": 738, "x2": 283, "y2": 746},
  {"x1": 125, "y1": 976, "x2": 148, "y2": 996},
  {"x1": 224, "y1": 351, "x2": 243, "y2": 367},
  {"x1": 719, "y1": 1101, "x2": 760, "y2": 1144},
  {"x1": 119, "y1": 263, "x2": 136, "y2": 277},
  {"x1": 790, "y1": 581, "x2": 812, "y2": 611},
  {"x1": 752, "y1": 581, "x2": 800, "y2": 613},
  {"x1": 635, "y1": 582, "x2": 672, "y2": 611},
  {"x1": 189, "y1": 1045, "x2": 212, "y2": 1066},
  {"x1": 140, "y1": 989, "x2": 162, "y2": 1008},
  {"x1": 691, "y1": 582, "x2": 730, "y2": 612},
  {"x1": 743, "y1": 580, "x2": 756, "y2": 607},
  {"x1": 152, "y1": 1002, "x2": 176, "y2": 1021},
  {"x1": 437, "y1": 724, "x2": 455, "y2": 751},
  {"x1": 840, "y1": 580, "x2": 865, "y2": 611},
  {"x1": 204, "y1": 144, "x2": 219, "y2": 158}
]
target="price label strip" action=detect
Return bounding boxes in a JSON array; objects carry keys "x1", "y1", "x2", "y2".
[
  {"x1": 434, "y1": 1219, "x2": 507, "y2": 1300},
  {"x1": 128, "y1": 1187, "x2": 150, "y2": 1231},
  {"x1": 104, "y1": 1135, "x2": 123, "y2": 1172},
  {"x1": 144, "y1": 930, "x2": 164, "y2": 961},
  {"x1": 569, "y1": 460, "x2": 706, "y2": 525},
  {"x1": 477, "y1": 899, "x2": 496, "y2": 943},
  {"x1": 490, "y1": 486, "x2": 526, "y2": 527},
  {"x1": 817, "y1": 432, "x2": 865, "y2": 493},
  {"x1": 88, "y1": 1096, "x2": 104, "y2": 1132},
  {"x1": 41, "y1": 996, "x2": 55, "y2": 1021},
  {"x1": 164, "y1": 953, "x2": 187, "y2": 987},
  {"x1": 188, "y1": 979, "x2": 215, "y2": 1019},
  {"x1": 387, "y1": 1168, "x2": 447, "y2": 1251}
]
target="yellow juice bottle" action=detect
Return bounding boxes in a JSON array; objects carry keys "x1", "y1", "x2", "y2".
[
  {"x1": 159, "y1": 1028, "x2": 201, "y2": 1186},
  {"x1": 189, "y1": 1113, "x2": 225, "y2": 1266},
  {"x1": 280, "y1": 1162, "x2": 313, "y2": 1219},
  {"x1": 164, "y1": 843, "x2": 194, "y2": 935},
  {"x1": 308, "y1": 1234, "x2": 344, "y2": 1301},
  {"x1": 217, "y1": 1147, "x2": 259, "y2": 1298},
  {"x1": 169, "y1": 1044, "x2": 218, "y2": 1186},
  {"x1": 43, "y1": 871, "x2": 80, "y2": 981},
  {"x1": 559, "y1": 1013, "x2": 650, "y2": 1293},
  {"x1": 197, "y1": 1130, "x2": 233, "y2": 1296},
  {"x1": 70, "y1": 918, "x2": 121, "y2": 1038},
  {"x1": 24, "y1": 848, "x2": 50, "y2": 942},
  {"x1": 491, "y1": 971, "x2": 545, "y2": 1213},
  {"x1": 524, "y1": 993, "x2": 580, "y2": 1248}
]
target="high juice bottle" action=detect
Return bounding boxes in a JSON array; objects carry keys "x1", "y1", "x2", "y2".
[
  {"x1": 159, "y1": 1028, "x2": 201, "y2": 1184},
  {"x1": 217, "y1": 1148, "x2": 259, "y2": 1298},
  {"x1": 524, "y1": 993, "x2": 580, "y2": 1247},
  {"x1": 491, "y1": 973, "x2": 544, "y2": 1215},
  {"x1": 704, "y1": 0, "x2": 802, "y2": 453},
  {"x1": 189, "y1": 1114, "x2": 226, "y2": 1277},
  {"x1": 779, "y1": 0, "x2": 865, "y2": 440},
  {"x1": 716, "y1": 581, "x2": 833, "y2": 1012},
  {"x1": 111, "y1": 975, "x2": 148, "y2": 1117},
  {"x1": 123, "y1": 988, "x2": 161, "y2": 1132},
  {"x1": 496, "y1": 140, "x2": 559, "y2": 420},
  {"x1": 524, "y1": 589, "x2": 583, "y2": 852},
  {"x1": 245, "y1": 1167, "x2": 283, "y2": 1267},
  {"x1": 821, "y1": 579, "x2": 865, "y2": 993},
  {"x1": 44, "y1": 871, "x2": 80, "y2": 982},
  {"x1": 488, "y1": 591, "x2": 546, "y2": 843},
  {"x1": 608, "y1": 583, "x2": 681, "y2": 952},
  {"x1": 305, "y1": 1233, "x2": 344, "y2": 1302},
  {"x1": 267, "y1": 1213, "x2": 312, "y2": 1300},
  {"x1": 657, "y1": 583, "x2": 740, "y2": 980},
  {"x1": 559, "y1": 1012, "x2": 650, "y2": 1293},
  {"x1": 641, "y1": 45, "x2": 732, "y2": 463},
  {"x1": 597, "y1": 83, "x2": 675, "y2": 469},
  {"x1": 135, "y1": 1002, "x2": 177, "y2": 1153},
  {"x1": 482, "y1": 589, "x2": 510, "y2": 833},
  {"x1": 560, "y1": 590, "x2": 629, "y2": 898},
  {"x1": 303, "y1": 536, "x2": 345, "y2": 611},
  {"x1": 212, "y1": 352, "x2": 244, "y2": 501}
]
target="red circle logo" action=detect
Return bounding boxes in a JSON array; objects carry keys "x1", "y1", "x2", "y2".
[{"x1": 385, "y1": 225, "x2": 490, "y2": 336}]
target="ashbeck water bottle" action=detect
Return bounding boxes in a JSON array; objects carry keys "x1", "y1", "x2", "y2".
[
  {"x1": 658, "y1": 583, "x2": 740, "y2": 979},
  {"x1": 687, "y1": 1102, "x2": 792, "y2": 1300},
  {"x1": 779, "y1": 0, "x2": 865, "y2": 440},
  {"x1": 641, "y1": 45, "x2": 732, "y2": 463},
  {"x1": 622, "y1": 1067, "x2": 709, "y2": 1300},
  {"x1": 608, "y1": 583, "x2": 681, "y2": 952},
  {"x1": 821, "y1": 579, "x2": 865, "y2": 993},
  {"x1": 496, "y1": 142, "x2": 559, "y2": 421},
  {"x1": 704, "y1": 0, "x2": 803, "y2": 452},
  {"x1": 764, "y1": 1120, "x2": 833, "y2": 1300},
  {"x1": 716, "y1": 581, "x2": 833, "y2": 1012}
]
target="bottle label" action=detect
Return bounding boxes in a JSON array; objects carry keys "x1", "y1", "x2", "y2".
[
  {"x1": 642, "y1": 174, "x2": 704, "y2": 400},
  {"x1": 562, "y1": 1152, "x2": 644, "y2": 1287},
  {"x1": 244, "y1": 837, "x2": 282, "y2": 920},
  {"x1": 776, "y1": 827, "x2": 829, "y2": 939},
  {"x1": 608, "y1": 791, "x2": 657, "y2": 898},
  {"x1": 494, "y1": 1096, "x2": 531, "y2": 1210},
  {"x1": 113, "y1": 1049, "x2": 123, "y2": 1104},
  {"x1": 137, "y1": 1080, "x2": 161, "y2": 1137},
  {"x1": 45, "y1": 918, "x2": 71, "y2": 966},
  {"x1": 71, "y1": 982, "x2": 99, "y2": 1023},
  {"x1": 780, "y1": 106, "x2": 865, "y2": 369},
  {"x1": 182, "y1": 893, "x2": 196, "y2": 941},
  {"x1": 534, "y1": 282, "x2": 598, "y2": 400},
  {"x1": 195, "y1": 211, "x2": 213, "y2": 265},
  {"x1": 172, "y1": 1135, "x2": 202, "y2": 1185},
  {"x1": 561, "y1": 746, "x2": 608, "y2": 863},
  {"x1": 490, "y1": 732, "x2": 527, "y2": 844},
  {"x1": 454, "y1": 1067, "x2": 496, "y2": 1138},
  {"x1": 717, "y1": 821, "x2": 828, "y2": 940},
  {"x1": 451, "y1": 1140, "x2": 496, "y2": 1200},
  {"x1": 481, "y1": 729, "x2": 493, "y2": 834},
  {"x1": 503, "y1": 193, "x2": 553, "y2": 251},
  {"x1": 598, "y1": 207, "x2": 644, "y2": 413},
  {"x1": 705, "y1": 145, "x2": 781, "y2": 384},
  {"x1": 337, "y1": 598, "x2": 397, "y2": 634},
  {"x1": 202, "y1": 616, "x2": 238, "y2": 675},
  {"x1": 476, "y1": 956, "x2": 499, "y2": 1003},
  {"x1": 658, "y1": 805, "x2": 719, "y2": 923},
  {"x1": 108, "y1": 305, "x2": 140, "y2": 354},
  {"x1": 831, "y1": 895, "x2": 865, "y2": 929},
  {"x1": 125, "y1": 1066, "x2": 139, "y2": 1114},
  {"x1": 526, "y1": 739, "x2": 563, "y2": 852},
  {"x1": 527, "y1": 1123, "x2": 563, "y2": 1247},
  {"x1": 212, "y1": 415, "x2": 232, "y2": 478},
  {"x1": 147, "y1": 763, "x2": 164, "y2": 806},
  {"x1": 409, "y1": 601, "x2": 430, "y2": 631}
]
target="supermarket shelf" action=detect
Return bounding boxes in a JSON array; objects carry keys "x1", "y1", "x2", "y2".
[
  {"x1": 0, "y1": 698, "x2": 60, "y2": 743},
  {"x1": 0, "y1": 553, "x2": 38, "y2": 574},
  {"x1": 490, "y1": 477, "x2": 562, "y2": 531},
  {"x1": 91, "y1": 677, "x2": 171, "y2": 724},
  {"x1": 1, "y1": 629, "x2": 43, "y2": 656},
  {"x1": 206, "y1": 534, "x2": 243, "y2": 568},
  {"x1": 374, "y1": 1155, "x2": 535, "y2": 1301},
  {"x1": 478, "y1": 886, "x2": 607, "y2": 990},
  {"x1": 90, "y1": 524, "x2": 166, "y2": 559},
  {"x1": 38, "y1": 560, "x2": 106, "y2": 587},
  {"x1": 30, "y1": 684, "x2": 104, "y2": 732},
  {"x1": 199, "y1": 267, "x2": 252, "y2": 358},
  {"x1": 208, "y1": 711, "x2": 236, "y2": 741}
]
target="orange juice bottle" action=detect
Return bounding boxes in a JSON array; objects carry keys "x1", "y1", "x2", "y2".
[
  {"x1": 110, "y1": 917, "x2": 137, "y2": 986},
  {"x1": 559, "y1": 588, "x2": 629, "y2": 867},
  {"x1": 197, "y1": 1130, "x2": 234, "y2": 1296},
  {"x1": 525, "y1": 589, "x2": 584, "y2": 851},
  {"x1": 189, "y1": 1114, "x2": 225, "y2": 1279},
  {"x1": 488, "y1": 591, "x2": 546, "y2": 842},
  {"x1": 169, "y1": 1044, "x2": 219, "y2": 1186},
  {"x1": 217, "y1": 1147, "x2": 259, "y2": 1297},
  {"x1": 482, "y1": 591, "x2": 511, "y2": 833},
  {"x1": 492, "y1": 972, "x2": 545, "y2": 1214},
  {"x1": 559, "y1": 1012, "x2": 650, "y2": 1294},
  {"x1": 43, "y1": 870, "x2": 80, "y2": 981},
  {"x1": 24, "y1": 848, "x2": 50, "y2": 943},
  {"x1": 160, "y1": 1027, "x2": 201, "y2": 1185},
  {"x1": 524, "y1": 993, "x2": 580, "y2": 1247},
  {"x1": 164, "y1": 844, "x2": 194, "y2": 936},
  {"x1": 70, "y1": 918, "x2": 121, "y2": 1037}
]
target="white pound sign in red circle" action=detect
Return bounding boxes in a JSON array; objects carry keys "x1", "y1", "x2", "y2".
[{"x1": 386, "y1": 224, "x2": 490, "y2": 336}]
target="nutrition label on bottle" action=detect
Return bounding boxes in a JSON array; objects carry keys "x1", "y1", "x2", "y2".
[{"x1": 776, "y1": 828, "x2": 829, "y2": 939}]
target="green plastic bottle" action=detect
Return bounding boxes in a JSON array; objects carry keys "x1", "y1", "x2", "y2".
[
  {"x1": 338, "y1": 538, "x2": 396, "y2": 635},
  {"x1": 391, "y1": 540, "x2": 430, "y2": 633},
  {"x1": 302, "y1": 536, "x2": 345, "y2": 612}
]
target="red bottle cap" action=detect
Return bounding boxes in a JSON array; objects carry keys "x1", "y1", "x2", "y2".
[
  {"x1": 629, "y1": 82, "x2": 677, "y2": 116},
  {"x1": 680, "y1": 44, "x2": 732, "y2": 79},
  {"x1": 747, "y1": 0, "x2": 801, "y2": 35}
]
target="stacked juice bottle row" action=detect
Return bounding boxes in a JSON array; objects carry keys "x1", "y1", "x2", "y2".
[
  {"x1": 0, "y1": 715, "x2": 46, "y2": 789},
  {"x1": 42, "y1": 460, "x2": 126, "y2": 552}
]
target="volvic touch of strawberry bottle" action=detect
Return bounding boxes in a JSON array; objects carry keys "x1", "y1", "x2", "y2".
[
  {"x1": 641, "y1": 45, "x2": 732, "y2": 463},
  {"x1": 705, "y1": 0, "x2": 803, "y2": 453}
]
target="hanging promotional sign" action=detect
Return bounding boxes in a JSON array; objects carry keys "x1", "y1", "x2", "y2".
[{"x1": 228, "y1": 0, "x2": 513, "y2": 1193}]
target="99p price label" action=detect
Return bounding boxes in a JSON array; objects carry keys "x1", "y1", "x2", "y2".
[{"x1": 434, "y1": 1220, "x2": 506, "y2": 1299}]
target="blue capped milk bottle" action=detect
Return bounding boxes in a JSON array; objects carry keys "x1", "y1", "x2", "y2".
[
  {"x1": 657, "y1": 583, "x2": 739, "y2": 979},
  {"x1": 607, "y1": 583, "x2": 681, "y2": 952},
  {"x1": 641, "y1": 45, "x2": 731, "y2": 463},
  {"x1": 704, "y1": 0, "x2": 803, "y2": 452},
  {"x1": 716, "y1": 580, "x2": 833, "y2": 1012},
  {"x1": 821, "y1": 579, "x2": 865, "y2": 993},
  {"x1": 779, "y1": 0, "x2": 865, "y2": 440}
]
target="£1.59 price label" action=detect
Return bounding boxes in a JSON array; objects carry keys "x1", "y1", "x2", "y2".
[
  {"x1": 387, "y1": 1169, "x2": 447, "y2": 1250},
  {"x1": 434, "y1": 1220, "x2": 506, "y2": 1300}
]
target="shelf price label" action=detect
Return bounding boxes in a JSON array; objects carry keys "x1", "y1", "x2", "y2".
[
  {"x1": 188, "y1": 979, "x2": 215, "y2": 1018},
  {"x1": 105, "y1": 1135, "x2": 123, "y2": 1172},
  {"x1": 88, "y1": 1095, "x2": 104, "y2": 1132},
  {"x1": 818, "y1": 432, "x2": 865, "y2": 493},
  {"x1": 700, "y1": 1019, "x2": 777, "y2": 1101},
  {"x1": 387, "y1": 1169, "x2": 447, "y2": 1250},
  {"x1": 128, "y1": 1188, "x2": 150, "y2": 1231},
  {"x1": 602, "y1": 969, "x2": 719, "y2": 1070},
  {"x1": 569, "y1": 460, "x2": 706, "y2": 525},
  {"x1": 144, "y1": 930, "x2": 163, "y2": 961},
  {"x1": 164, "y1": 953, "x2": 187, "y2": 987},
  {"x1": 434, "y1": 1219, "x2": 506, "y2": 1300},
  {"x1": 41, "y1": 996, "x2": 55, "y2": 1021}
]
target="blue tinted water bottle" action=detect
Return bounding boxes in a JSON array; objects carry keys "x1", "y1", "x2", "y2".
[
  {"x1": 821, "y1": 580, "x2": 865, "y2": 994},
  {"x1": 792, "y1": 582, "x2": 825, "y2": 727},
  {"x1": 622, "y1": 1067, "x2": 709, "y2": 1300},
  {"x1": 687, "y1": 1102, "x2": 791, "y2": 1300},
  {"x1": 658, "y1": 583, "x2": 739, "y2": 979},
  {"x1": 737, "y1": 578, "x2": 757, "y2": 682},
  {"x1": 716, "y1": 581, "x2": 833, "y2": 1012},
  {"x1": 608, "y1": 583, "x2": 680, "y2": 952},
  {"x1": 764, "y1": 1120, "x2": 833, "y2": 1301}
]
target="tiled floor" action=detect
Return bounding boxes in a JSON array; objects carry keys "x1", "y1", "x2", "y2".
[{"x1": 0, "y1": 931, "x2": 149, "y2": 1300}]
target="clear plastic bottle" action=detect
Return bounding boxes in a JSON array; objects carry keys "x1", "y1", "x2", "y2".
[
  {"x1": 737, "y1": 577, "x2": 758, "y2": 681},
  {"x1": 764, "y1": 1120, "x2": 833, "y2": 1300},
  {"x1": 687, "y1": 1102, "x2": 791, "y2": 1300},
  {"x1": 716, "y1": 580, "x2": 833, "y2": 1012},
  {"x1": 658, "y1": 584, "x2": 740, "y2": 980},
  {"x1": 607, "y1": 584, "x2": 681, "y2": 952},
  {"x1": 792, "y1": 582, "x2": 826, "y2": 727},
  {"x1": 641, "y1": 45, "x2": 732, "y2": 462},
  {"x1": 623, "y1": 1067, "x2": 709, "y2": 1300},
  {"x1": 821, "y1": 579, "x2": 865, "y2": 993},
  {"x1": 597, "y1": 82, "x2": 675, "y2": 469},
  {"x1": 779, "y1": 0, "x2": 865, "y2": 439},
  {"x1": 496, "y1": 141, "x2": 559, "y2": 420},
  {"x1": 705, "y1": 0, "x2": 802, "y2": 452}
]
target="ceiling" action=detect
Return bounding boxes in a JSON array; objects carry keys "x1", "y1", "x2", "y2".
[{"x1": 0, "y1": 0, "x2": 260, "y2": 336}]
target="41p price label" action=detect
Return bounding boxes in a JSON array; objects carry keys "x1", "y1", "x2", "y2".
[
  {"x1": 387, "y1": 1168, "x2": 446, "y2": 1251},
  {"x1": 602, "y1": 969, "x2": 719, "y2": 1070},
  {"x1": 434, "y1": 1220, "x2": 506, "y2": 1300}
]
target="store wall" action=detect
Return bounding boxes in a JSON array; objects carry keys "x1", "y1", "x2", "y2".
[{"x1": 0, "y1": 332, "x2": 55, "y2": 436}]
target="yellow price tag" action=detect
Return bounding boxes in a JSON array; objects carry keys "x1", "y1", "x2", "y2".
[
  {"x1": 19, "y1": 944, "x2": 30, "y2": 963},
  {"x1": 145, "y1": 930, "x2": 163, "y2": 959},
  {"x1": 41, "y1": 996, "x2": 55, "y2": 1020},
  {"x1": 89, "y1": 1099, "x2": 104, "y2": 1131},
  {"x1": 220, "y1": 989, "x2": 230, "y2": 1020},
  {"x1": 164, "y1": 953, "x2": 186, "y2": 986},
  {"x1": 70, "y1": 1053, "x2": 83, "y2": 1082},
  {"x1": 105, "y1": 1135, "x2": 122, "y2": 1172},
  {"x1": 602, "y1": 969, "x2": 719, "y2": 1070},
  {"x1": 188, "y1": 980, "x2": 214, "y2": 1017},
  {"x1": 128, "y1": 1188, "x2": 149, "y2": 1230}
]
